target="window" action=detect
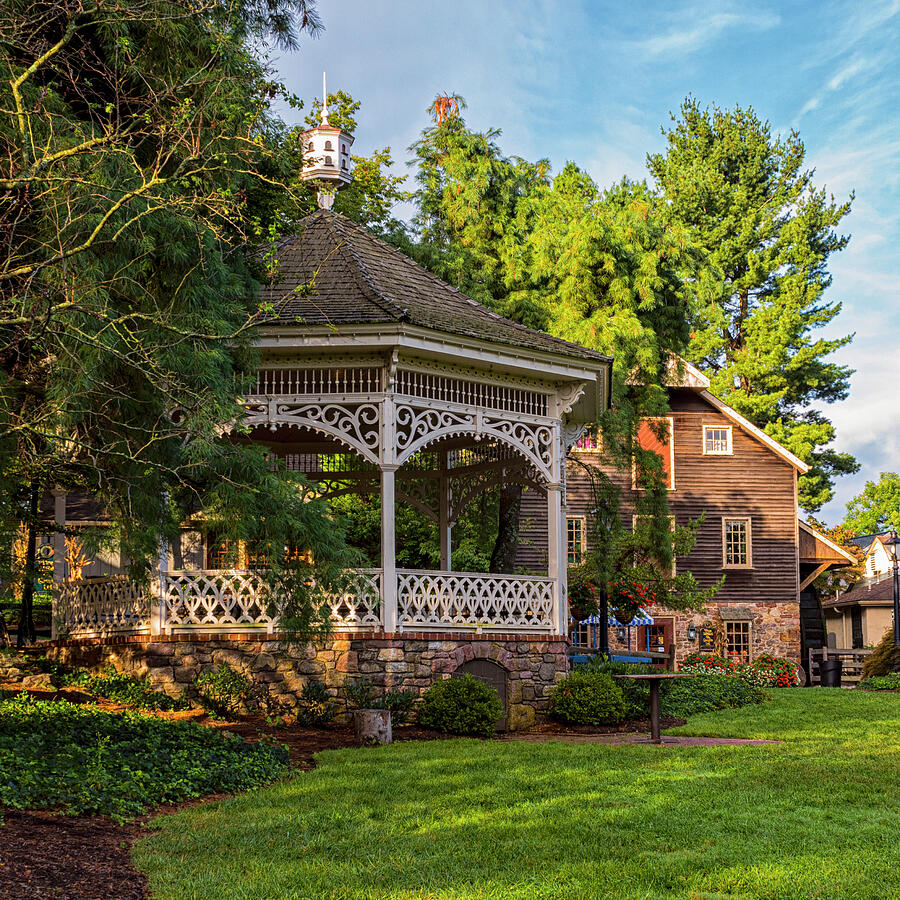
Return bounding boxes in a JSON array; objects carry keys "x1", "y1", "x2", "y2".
[
  {"x1": 722, "y1": 518, "x2": 752, "y2": 568},
  {"x1": 324, "y1": 140, "x2": 333, "y2": 151},
  {"x1": 567, "y1": 517, "x2": 586, "y2": 565},
  {"x1": 324, "y1": 155, "x2": 333, "y2": 166},
  {"x1": 725, "y1": 620, "x2": 751, "y2": 663},
  {"x1": 703, "y1": 425, "x2": 732, "y2": 455},
  {"x1": 633, "y1": 417, "x2": 675, "y2": 491}
]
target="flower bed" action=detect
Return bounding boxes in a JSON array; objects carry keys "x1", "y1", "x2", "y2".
[{"x1": 680, "y1": 653, "x2": 800, "y2": 687}]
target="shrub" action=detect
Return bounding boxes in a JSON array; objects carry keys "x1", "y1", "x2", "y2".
[
  {"x1": 661, "y1": 674, "x2": 768, "y2": 718},
  {"x1": 419, "y1": 675, "x2": 502, "y2": 737},
  {"x1": 296, "y1": 680, "x2": 337, "y2": 727},
  {"x1": 681, "y1": 653, "x2": 738, "y2": 674},
  {"x1": 344, "y1": 677, "x2": 377, "y2": 709},
  {"x1": 343, "y1": 679, "x2": 416, "y2": 723},
  {"x1": 862, "y1": 628, "x2": 900, "y2": 678},
  {"x1": 576, "y1": 657, "x2": 656, "y2": 719},
  {"x1": 0, "y1": 693, "x2": 289, "y2": 820},
  {"x1": 745, "y1": 654, "x2": 801, "y2": 687},
  {"x1": 381, "y1": 688, "x2": 416, "y2": 724},
  {"x1": 62, "y1": 667, "x2": 185, "y2": 711},
  {"x1": 548, "y1": 671, "x2": 627, "y2": 726},
  {"x1": 194, "y1": 664, "x2": 252, "y2": 718},
  {"x1": 858, "y1": 673, "x2": 900, "y2": 691}
]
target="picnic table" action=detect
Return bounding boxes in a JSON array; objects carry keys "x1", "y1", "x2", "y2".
[{"x1": 613, "y1": 672, "x2": 695, "y2": 744}]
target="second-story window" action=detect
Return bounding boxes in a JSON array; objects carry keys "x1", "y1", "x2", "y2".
[
  {"x1": 722, "y1": 517, "x2": 752, "y2": 567},
  {"x1": 704, "y1": 425, "x2": 733, "y2": 455}
]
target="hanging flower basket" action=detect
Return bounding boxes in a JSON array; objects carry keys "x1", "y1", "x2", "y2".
[
  {"x1": 568, "y1": 579, "x2": 600, "y2": 622},
  {"x1": 609, "y1": 580, "x2": 656, "y2": 625}
]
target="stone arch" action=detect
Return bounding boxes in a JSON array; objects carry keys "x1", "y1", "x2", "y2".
[{"x1": 451, "y1": 654, "x2": 510, "y2": 731}]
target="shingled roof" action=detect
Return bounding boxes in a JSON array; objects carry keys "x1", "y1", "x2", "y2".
[{"x1": 261, "y1": 210, "x2": 610, "y2": 364}]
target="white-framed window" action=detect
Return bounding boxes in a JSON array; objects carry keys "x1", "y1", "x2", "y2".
[
  {"x1": 567, "y1": 516, "x2": 586, "y2": 566},
  {"x1": 703, "y1": 425, "x2": 733, "y2": 455},
  {"x1": 632, "y1": 416, "x2": 675, "y2": 491},
  {"x1": 725, "y1": 620, "x2": 752, "y2": 663},
  {"x1": 722, "y1": 517, "x2": 752, "y2": 568}
]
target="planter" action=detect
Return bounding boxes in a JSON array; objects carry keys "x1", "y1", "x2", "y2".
[{"x1": 353, "y1": 708, "x2": 392, "y2": 744}]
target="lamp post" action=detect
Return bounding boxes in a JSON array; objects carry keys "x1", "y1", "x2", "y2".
[{"x1": 885, "y1": 530, "x2": 900, "y2": 648}]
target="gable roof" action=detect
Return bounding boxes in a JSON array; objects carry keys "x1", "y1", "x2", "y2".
[
  {"x1": 798, "y1": 520, "x2": 857, "y2": 566},
  {"x1": 261, "y1": 210, "x2": 611, "y2": 365}
]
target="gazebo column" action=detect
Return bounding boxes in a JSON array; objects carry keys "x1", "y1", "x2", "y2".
[
  {"x1": 380, "y1": 394, "x2": 398, "y2": 633},
  {"x1": 439, "y1": 450, "x2": 452, "y2": 571},
  {"x1": 546, "y1": 482, "x2": 567, "y2": 635},
  {"x1": 51, "y1": 488, "x2": 66, "y2": 640}
]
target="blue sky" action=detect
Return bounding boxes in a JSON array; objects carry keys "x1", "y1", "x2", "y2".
[{"x1": 276, "y1": 0, "x2": 900, "y2": 525}]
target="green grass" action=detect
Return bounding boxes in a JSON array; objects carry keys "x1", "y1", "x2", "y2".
[{"x1": 135, "y1": 689, "x2": 900, "y2": 899}]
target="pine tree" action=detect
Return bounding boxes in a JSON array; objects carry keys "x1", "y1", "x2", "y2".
[{"x1": 647, "y1": 98, "x2": 858, "y2": 511}]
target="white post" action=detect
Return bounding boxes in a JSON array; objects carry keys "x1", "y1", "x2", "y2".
[
  {"x1": 439, "y1": 450, "x2": 452, "y2": 571},
  {"x1": 547, "y1": 483, "x2": 567, "y2": 636},
  {"x1": 153, "y1": 509, "x2": 170, "y2": 636},
  {"x1": 51, "y1": 488, "x2": 66, "y2": 640},
  {"x1": 380, "y1": 395, "x2": 398, "y2": 633}
]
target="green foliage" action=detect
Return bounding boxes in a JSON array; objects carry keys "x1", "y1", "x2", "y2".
[
  {"x1": 858, "y1": 674, "x2": 900, "y2": 691},
  {"x1": 342, "y1": 677, "x2": 415, "y2": 722},
  {"x1": 548, "y1": 671, "x2": 627, "y2": 726},
  {"x1": 419, "y1": 674, "x2": 503, "y2": 737},
  {"x1": 194, "y1": 664, "x2": 252, "y2": 719},
  {"x1": 862, "y1": 629, "x2": 900, "y2": 678},
  {"x1": 295, "y1": 680, "x2": 336, "y2": 727},
  {"x1": 343, "y1": 677, "x2": 378, "y2": 710},
  {"x1": 576, "y1": 657, "x2": 656, "y2": 719},
  {"x1": 0, "y1": 693, "x2": 288, "y2": 820},
  {"x1": 660, "y1": 674, "x2": 768, "y2": 719},
  {"x1": 648, "y1": 98, "x2": 857, "y2": 511},
  {"x1": 62, "y1": 668, "x2": 185, "y2": 711},
  {"x1": 844, "y1": 473, "x2": 900, "y2": 535},
  {"x1": 380, "y1": 689, "x2": 416, "y2": 725}
]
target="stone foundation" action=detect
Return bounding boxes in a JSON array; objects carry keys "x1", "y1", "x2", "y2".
[
  {"x1": 47, "y1": 631, "x2": 569, "y2": 731},
  {"x1": 607, "y1": 602, "x2": 802, "y2": 664}
]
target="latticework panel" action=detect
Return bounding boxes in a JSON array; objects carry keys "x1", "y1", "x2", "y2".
[
  {"x1": 397, "y1": 570, "x2": 554, "y2": 631},
  {"x1": 396, "y1": 369, "x2": 548, "y2": 417},
  {"x1": 58, "y1": 578, "x2": 151, "y2": 636}
]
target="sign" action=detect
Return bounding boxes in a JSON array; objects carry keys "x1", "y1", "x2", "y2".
[{"x1": 698, "y1": 624, "x2": 717, "y2": 653}]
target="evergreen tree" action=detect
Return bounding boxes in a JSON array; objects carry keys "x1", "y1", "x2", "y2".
[{"x1": 647, "y1": 98, "x2": 858, "y2": 511}]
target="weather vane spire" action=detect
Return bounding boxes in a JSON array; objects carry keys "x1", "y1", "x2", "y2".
[{"x1": 321, "y1": 72, "x2": 329, "y2": 125}]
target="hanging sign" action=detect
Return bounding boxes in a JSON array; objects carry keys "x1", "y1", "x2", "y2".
[{"x1": 698, "y1": 624, "x2": 717, "y2": 653}]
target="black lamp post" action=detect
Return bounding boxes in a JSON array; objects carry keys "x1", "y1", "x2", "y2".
[{"x1": 885, "y1": 530, "x2": 900, "y2": 648}]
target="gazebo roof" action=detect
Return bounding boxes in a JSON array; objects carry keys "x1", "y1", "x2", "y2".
[{"x1": 262, "y1": 210, "x2": 611, "y2": 365}]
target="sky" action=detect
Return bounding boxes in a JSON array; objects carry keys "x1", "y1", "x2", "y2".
[{"x1": 274, "y1": 0, "x2": 900, "y2": 526}]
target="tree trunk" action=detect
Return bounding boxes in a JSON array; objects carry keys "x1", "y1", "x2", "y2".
[
  {"x1": 489, "y1": 483, "x2": 523, "y2": 574},
  {"x1": 16, "y1": 481, "x2": 39, "y2": 648}
]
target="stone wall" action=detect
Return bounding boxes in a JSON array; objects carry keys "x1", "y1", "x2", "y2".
[
  {"x1": 607, "y1": 602, "x2": 802, "y2": 664},
  {"x1": 47, "y1": 631, "x2": 569, "y2": 731}
]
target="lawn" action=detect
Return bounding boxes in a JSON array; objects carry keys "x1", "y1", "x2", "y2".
[{"x1": 135, "y1": 689, "x2": 900, "y2": 900}]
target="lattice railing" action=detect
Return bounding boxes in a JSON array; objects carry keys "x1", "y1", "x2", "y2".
[
  {"x1": 396, "y1": 368, "x2": 548, "y2": 417},
  {"x1": 159, "y1": 569, "x2": 382, "y2": 631},
  {"x1": 397, "y1": 570, "x2": 554, "y2": 631},
  {"x1": 251, "y1": 367, "x2": 382, "y2": 396},
  {"x1": 57, "y1": 577, "x2": 151, "y2": 637}
]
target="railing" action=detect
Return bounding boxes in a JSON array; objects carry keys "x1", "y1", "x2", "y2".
[
  {"x1": 159, "y1": 569, "x2": 382, "y2": 632},
  {"x1": 810, "y1": 647, "x2": 873, "y2": 685},
  {"x1": 397, "y1": 569, "x2": 555, "y2": 631},
  {"x1": 56, "y1": 568, "x2": 556, "y2": 637},
  {"x1": 56, "y1": 577, "x2": 151, "y2": 637}
]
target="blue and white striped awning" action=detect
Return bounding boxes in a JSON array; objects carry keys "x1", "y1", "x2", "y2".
[{"x1": 577, "y1": 608, "x2": 655, "y2": 627}]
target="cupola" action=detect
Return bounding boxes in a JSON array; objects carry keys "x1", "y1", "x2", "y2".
[{"x1": 300, "y1": 73, "x2": 354, "y2": 209}]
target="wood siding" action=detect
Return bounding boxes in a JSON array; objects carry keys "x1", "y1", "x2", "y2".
[{"x1": 518, "y1": 388, "x2": 800, "y2": 605}]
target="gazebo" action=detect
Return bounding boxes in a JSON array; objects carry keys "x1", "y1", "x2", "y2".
[{"x1": 51, "y1": 111, "x2": 611, "y2": 726}]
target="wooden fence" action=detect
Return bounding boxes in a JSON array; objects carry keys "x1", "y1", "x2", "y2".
[{"x1": 809, "y1": 647, "x2": 873, "y2": 685}]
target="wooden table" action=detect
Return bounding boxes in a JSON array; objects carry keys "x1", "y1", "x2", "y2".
[{"x1": 613, "y1": 673, "x2": 695, "y2": 744}]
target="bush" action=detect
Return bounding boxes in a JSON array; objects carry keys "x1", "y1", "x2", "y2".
[
  {"x1": 419, "y1": 675, "x2": 502, "y2": 737},
  {"x1": 194, "y1": 664, "x2": 252, "y2": 718},
  {"x1": 296, "y1": 680, "x2": 337, "y2": 727},
  {"x1": 343, "y1": 677, "x2": 377, "y2": 709},
  {"x1": 343, "y1": 679, "x2": 416, "y2": 723},
  {"x1": 62, "y1": 667, "x2": 185, "y2": 711},
  {"x1": 681, "y1": 653, "x2": 739, "y2": 674},
  {"x1": 548, "y1": 671, "x2": 627, "y2": 726},
  {"x1": 858, "y1": 673, "x2": 900, "y2": 691},
  {"x1": 745, "y1": 654, "x2": 800, "y2": 687},
  {"x1": 0, "y1": 693, "x2": 289, "y2": 820},
  {"x1": 576, "y1": 657, "x2": 656, "y2": 719},
  {"x1": 862, "y1": 628, "x2": 900, "y2": 678},
  {"x1": 381, "y1": 689, "x2": 416, "y2": 724},
  {"x1": 661, "y1": 674, "x2": 768, "y2": 719}
]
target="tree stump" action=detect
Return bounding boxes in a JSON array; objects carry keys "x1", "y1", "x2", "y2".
[{"x1": 353, "y1": 709, "x2": 392, "y2": 744}]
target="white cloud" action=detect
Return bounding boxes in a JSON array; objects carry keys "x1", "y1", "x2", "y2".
[{"x1": 635, "y1": 9, "x2": 780, "y2": 56}]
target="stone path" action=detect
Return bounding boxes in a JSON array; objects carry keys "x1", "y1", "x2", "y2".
[{"x1": 504, "y1": 732, "x2": 780, "y2": 746}]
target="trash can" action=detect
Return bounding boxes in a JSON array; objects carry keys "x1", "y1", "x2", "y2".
[{"x1": 820, "y1": 658, "x2": 843, "y2": 688}]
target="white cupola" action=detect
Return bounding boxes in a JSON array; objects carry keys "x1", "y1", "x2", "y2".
[{"x1": 300, "y1": 73, "x2": 354, "y2": 209}]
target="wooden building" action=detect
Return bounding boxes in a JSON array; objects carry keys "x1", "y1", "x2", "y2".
[{"x1": 517, "y1": 362, "x2": 852, "y2": 670}]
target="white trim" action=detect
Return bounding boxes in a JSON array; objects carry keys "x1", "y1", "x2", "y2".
[
  {"x1": 722, "y1": 516, "x2": 753, "y2": 568},
  {"x1": 699, "y1": 391, "x2": 809, "y2": 473},
  {"x1": 798, "y1": 520, "x2": 857, "y2": 565},
  {"x1": 702, "y1": 424, "x2": 733, "y2": 456},
  {"x1": 566, "y1": 515, "x2": 586, "y2": 566}
]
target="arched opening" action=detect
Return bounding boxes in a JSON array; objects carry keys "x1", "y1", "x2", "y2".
[
  {"x1": 324, "y1": 155, "x2": 333, "y2": 166},
  {"x1": 324, "y1": 140, "x2": 333, "y2": 151},
  {"x1": 453, "y1": 659, "x2": 509, "y2": 731}
]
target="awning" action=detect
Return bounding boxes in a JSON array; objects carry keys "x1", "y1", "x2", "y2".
[{"x1": 577, "y1": 608, "x2": 655, "y2": 627}]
